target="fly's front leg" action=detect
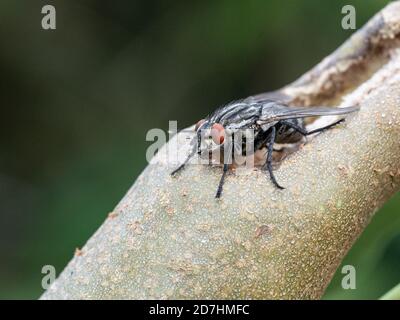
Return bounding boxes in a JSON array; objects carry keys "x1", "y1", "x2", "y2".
[
  {"x1": 280, "y1": 118, "x2": 345, "y2": 136},
  {"x1": 215, "y1": 163, "x2": 229, "y2": 198},
  {"x1": 171, "y1": 137, "x2": 197, "y2": 176},
  {"x1": 262, "y1": 126, "x2": 285, "y2": 189}
]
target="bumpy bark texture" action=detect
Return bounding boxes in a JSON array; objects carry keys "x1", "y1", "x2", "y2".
[{"x1": 42, "y1": 2, "x2": 400, "y2": 299}]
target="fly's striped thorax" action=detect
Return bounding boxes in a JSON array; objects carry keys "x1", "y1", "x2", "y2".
[{"x1": 208, "y1": 101, "x2": 263, "y2": 129}]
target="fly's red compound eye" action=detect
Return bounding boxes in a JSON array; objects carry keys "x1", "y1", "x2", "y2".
[
  {"x1": 211, "y1": 123, "x2": 225, "y2": 144},
  {"x1": 195, "y1": 119, "x2": 205, "y2": 131}
]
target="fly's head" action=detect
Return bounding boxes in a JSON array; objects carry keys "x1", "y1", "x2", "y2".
[{"x1": 194, "y1": 119, "x2": 229, "y2": 157}]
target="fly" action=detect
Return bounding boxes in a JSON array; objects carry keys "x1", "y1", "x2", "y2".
[{"x1": 171, "y1": 98, "x2": 359, "y2": 198}]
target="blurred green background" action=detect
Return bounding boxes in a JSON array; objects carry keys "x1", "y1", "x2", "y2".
[{"x1": 0, "y1": 0, "x2": 399, "y2": 299}]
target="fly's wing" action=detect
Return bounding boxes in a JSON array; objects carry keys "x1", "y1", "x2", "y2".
[{"x1": 257, "y1": 102, "x2": 359, "y2": 125}]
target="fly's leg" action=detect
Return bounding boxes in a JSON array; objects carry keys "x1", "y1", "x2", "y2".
[
  {"x1": 215, "y1": 134, "x2": 234, "y2": 198},
  {"x1": 307, "y1": 118, "x2": 345, "y2": 135},
  {"x1": 215, "y1": 163, "x2": 229, "y2": 198},
  {"x1": 171, "y1": 140, "x2": 197, "y2": 176},
  {"x1": 280, "y1": 118, "x2": 345, "y2": 136},
  {"x1": 262, "y1": 126, "x2": 285, "y2": 189}
]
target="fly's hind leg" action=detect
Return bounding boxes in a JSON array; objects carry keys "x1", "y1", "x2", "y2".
[
  {"x1": 262, "y1": 126, "x2": 285, "y2": 190},
  {"x1": 280, "y1": 118, "x2": 345, "y2": 136}
]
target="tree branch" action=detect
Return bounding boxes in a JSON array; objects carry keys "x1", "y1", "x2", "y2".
[{"x1": 41, "y1": 2, "x2": 400, "y2": 299}]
